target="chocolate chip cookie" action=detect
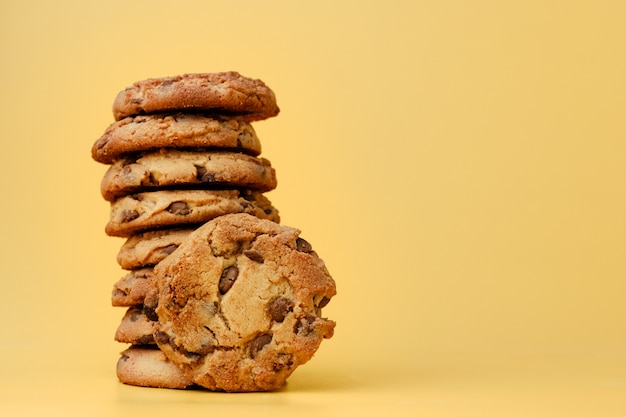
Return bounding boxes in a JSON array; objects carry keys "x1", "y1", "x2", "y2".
[
  {"x1": 116, "y1": 228, "x2": 195, "y2": 270},
  {"x1": 94, "y1": 72, "x2": 337, "y2": 392},
  {"x1": 105, "y1": 189, "x2": 280, "y2": 237},
  {"x1": 112, "y1": 268, "x2": 156, "y2": 307},
  {"x1": 92, "y1": 113, "x2": 262, "y2": 164},
  {"x1": 153, "y1": 213, "x2": 336, "y2": 392},
  {"x1": 117, "y1": 345, "x2": 193, "y2": 389},
  {"x1": 112, "y1": 72, "x2": 279, "y2": 122},
  {"x1": 101, "y1": 150, "x2": 277, "y2": 201},
  {"x1": 114, "y1": 305, "x2": 157, "y2": 345}
]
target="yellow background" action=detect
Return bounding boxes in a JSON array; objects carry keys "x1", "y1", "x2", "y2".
[{"x1": 1, "y1": 0, "x2": 625, "y2": 415}]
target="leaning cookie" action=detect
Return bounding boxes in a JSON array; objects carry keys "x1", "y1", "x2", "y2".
[
  {"x1": 153, "y1": 213, "x2": 336, "y2": 392},
  {"x1": 117, "y1": 229, "x2": 195, "y2": 270},
  {"x1": 117, "y1": 345, "x2": 194, "y2": 389},
  {"x1": 105, "y1": 189, "x2": 280, "y2": 237},
  {"x1": 101, "y1": 150, "x2": 277, "y2": 201},
  {"x1": 112, "y1": 72, "x2": 279, "y2": 122},
  {"x1": 92, "y1": 114, "x2": 262, "y2": 164}
]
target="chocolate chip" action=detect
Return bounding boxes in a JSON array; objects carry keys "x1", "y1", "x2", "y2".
[
  {"x1": 160, "y1": 244, "x2": 179, "y2": 256},
  {"x1": 146, "y1": 172, "x2": 157, "y2": 186},
  {"x1": 272, "y1": 353, "x2": 294, "y2": 372},
  {"x1": 218, "y1": 266, "x2": 239, "y2": 294},
  {"x1": 143, "y1": 305, "x2": 158, "y2": 321},
  {"x1": 294, "y1": 316, "x2": 316, "y2": 336},
  {"x1": 154, "y1": 330, "x2": 169, "y2": 345},
  {"x1": 296, "y1": 238, "x2": 313, "y2": 253},
  {"x1": 195, "y1": 165, "x2": 216, "y2": 183},
  {"x1": 195, "y1": 341, "x2": 215, "y2": 355},
  {"x1": 244, "y1": 250, "x2": 264, "y2": 263},
  {"x1": 144, "y1": 291, "x2": 158, "y2": 309},
  {"x1": 183, "y1": 351, "x2": 203, "y2": 363},
  {"x1": 240, "y1": 191, "x2": 256, "y2": 201},
  {"x1": 178, "y1": 349, "x2": 202, "y2": 364},
  {"x1": 166, "y1": 201, "x2": 191, "y2": 215},
  {"x1": 249, "y1": 333, "x2": 272, "y2": 356},
  {"x1": 128, "y1": 307, "x2": 143, "y2": 322},
  {"x1": 317, "y1": 296, "x2": 331, "y2": 308},
  {"x1": 268, "y1": 297, "x2": 294, "y2": 322},
  {"x1": 121, "y1": 209, "x2": 140, "y2": 223},
  {"x1": 272, "y1": 362, "x2": 287, "y2": 372},
  {"x1": 169, "y1": 338, "x2": 204, "y2": 363},
  {"x1": 135, "y1": 334, "x2": 155, "y2": 345}
]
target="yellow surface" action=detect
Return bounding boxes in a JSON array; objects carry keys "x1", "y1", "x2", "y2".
[{"x1": 1, "y1": 0, "x2": 625, "y2": 415}]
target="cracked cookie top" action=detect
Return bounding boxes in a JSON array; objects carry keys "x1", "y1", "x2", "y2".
[
  {"x1": 112, "y1": 72, "x2": 280, "y2": 122},
  {"x1": 92, "y1": 113, "x2": 262, "y2": 164},
  {"x1": 153, "y1": 213, "x2": 336, "y2": 392},
  {"x1": 100, "y1": 150, "x2": 277, "y2": 201}
]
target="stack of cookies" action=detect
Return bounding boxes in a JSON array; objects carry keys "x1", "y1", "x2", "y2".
[{"x1": 91, "y1": 72, "x2": 336, "y2": 392}]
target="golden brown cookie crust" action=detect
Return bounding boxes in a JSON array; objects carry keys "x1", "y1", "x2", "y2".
[
  {"x1": 112, "y1": 72, "x2": 279, "y2": 122},
  {"x1": 153, "y1": 213, "x2": 336, "y2": 392},
  {"x1": 92, "y1": 113, "x2": 261, "y2": 164},
  {"x1": 105, "y1": 189, "x2": 280, "y2": 237},
  {"x1": 114, "y1": 306, "x2": 157, "y2": 345},
  {"x1": 117, "y1": 228, "x2": 195, "y2": 270},
  {"x1": 117, "y1": 346, "x2": 193, "y2": 389},
  {"x1": 101, "y1": 150, "x2": 277, "y2": 201},
  {"x1": 112, "y1": 268, "x2": 156, "y2": 307}
]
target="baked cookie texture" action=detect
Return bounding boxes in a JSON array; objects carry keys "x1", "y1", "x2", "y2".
[
  {"x1": 92, "y1": 114, "x2": 262, "y2": 164},
  {"x1": 112, "y1": 268, "x2": 156, "y2": 307},
  {"x1": 93, "y1": 72, "x2": 335, "y2": 391},
  {"x1": 105, "y1": 189, "x2": 280, "y2": 237},
  {"x1": 153, "y1": 213, "x2": 336, "y2": 392},
  {"x1": 101, "y1": 150, "x2": 276, "y2": 201},
  {"x1": 112, "y1": 72, "x2": 279, "y2": 122},
  {"x1": 117, "y1": 228, "x2": 195, "y2": 270},
  {"x1": 114, "y1": 306, "x2": 157, "y2": 345},
  {"x1": 117, "y1": 346, "x2": 193, "y2": 389}
]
